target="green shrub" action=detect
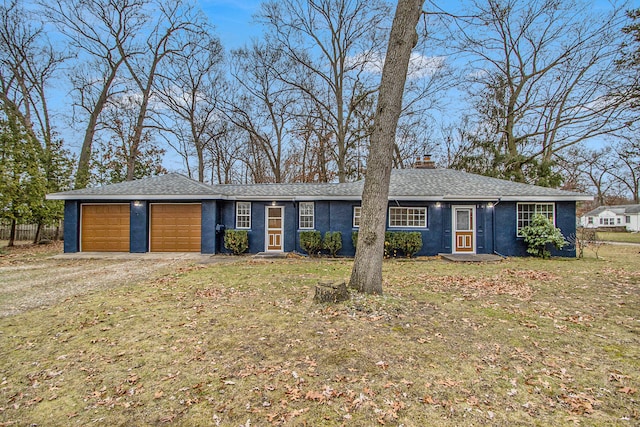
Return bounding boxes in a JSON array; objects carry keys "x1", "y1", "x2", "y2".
[
  {"x1": 323, "y1": 231, "x2": 342, "y2": 257},
  {"x1": 300, "y1": 230, "x2": 323, "y2": 256},
  {"x1": 520, "y1": 214, "x2": 567, "y2": 259},
  {"x1": 223, "y1": 229, "x2": 249, "y2": 255},
  {"x1": 384, "y1": 232, "x2": 398, "y2": 258},
  {"x1": 395, "y1": 231, "x2": 423, "y2": 258},
  {"x1": 352, "y1": 230, "x2": 423, "y2": 258}
]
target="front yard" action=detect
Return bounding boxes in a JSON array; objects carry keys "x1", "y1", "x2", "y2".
[
  {"x1": 0, "y1": 244, "x2": 638, "y2": 426},
  {"x1": 596, "y1": 232, "x2": 640, "y2": 244}
]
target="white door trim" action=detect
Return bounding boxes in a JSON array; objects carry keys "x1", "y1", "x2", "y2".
[
  {"x1": 265, "y1": 205, "x2": 284, "y2": 252},
  {"x1": 452, "y1": 205, "x2": 476, "y2": 254}
]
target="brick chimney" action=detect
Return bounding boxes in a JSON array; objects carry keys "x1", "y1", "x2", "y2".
[{"x1": 414, "y1": 154, "x2": 436, "y2": 169}]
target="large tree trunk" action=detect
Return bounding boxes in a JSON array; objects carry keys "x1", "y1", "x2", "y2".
[{"x1": 349, "y1": 0, "x2": 423, "y2": 294}]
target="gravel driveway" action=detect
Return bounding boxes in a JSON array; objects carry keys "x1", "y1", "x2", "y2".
[{"x1": 0, "y1": 252, "x2": 225, "y2": 317}]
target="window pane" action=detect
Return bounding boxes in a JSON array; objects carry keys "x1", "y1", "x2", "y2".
[
  {"x1": 517, "y1": 203, "x2": 554, "y2": 235},
  {"x1": 236, "y1": 202, "x2": 251, "y2": 229},
  {"x1": 389, "y1": 207, "x2": 426, "y2": 228},
  {"x1": 353, "y1": 206, "x2": 361, "y2": 228},
  {"x1": 299, "y1": 202, "x2": 314, "y2": 229},
  {"x1": 456, "y1": 210, "x2": 470, "y2": 231}
]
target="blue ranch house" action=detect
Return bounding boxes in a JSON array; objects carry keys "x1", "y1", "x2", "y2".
[{"x1": 47, "y1": 162, "x2": 592, "y2": 258}]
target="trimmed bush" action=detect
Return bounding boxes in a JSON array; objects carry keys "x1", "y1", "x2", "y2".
[
  {"x1": 224, "y1": 229, "x2": 249, "y2": 255},
  {"x1": 300, "y1": 230, "x2": 323, "y2": 256},
  {"x1": 520, "y1": 214, "x2": 567, "y2": 259},
  {"x1": 352, "y1": 230, "x2": 423, "y2": 258},
  {"x1": 395, "y1": 231, "x2": 423, "y2": 258},
  {"x1": 384, "y1": 232, "x2": 398, "y2": 258},
  {"x1": 323, "y1": 231, "x2": 342, "y2": 257}
]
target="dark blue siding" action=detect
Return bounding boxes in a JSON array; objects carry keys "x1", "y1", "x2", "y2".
[
  {"x1": 492, "y1": 201, "x2": 577, "y2": 257},
  {"x1": 201, "y1": 201, "x2": 217, "y2": 254},
  {"x1": 63, "y1": 198, "x2": 578, "y2": 258},
  {"x1": 494, "y1": 202, "x2": 524, "y2": 256},
  {"x1": 130, "y1": 201, "x2": 148, "y2": 253},
  {"x1": 554, "y1": 201, "x2": 577, "y2": 257},
  {"x1": 63, "y1": 201, "x2": 80, "y2": 253}
]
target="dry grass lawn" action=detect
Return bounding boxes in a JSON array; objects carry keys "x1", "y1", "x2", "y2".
[{"x1": 0, "y1": 243, "x2": 638, "y2": 426}]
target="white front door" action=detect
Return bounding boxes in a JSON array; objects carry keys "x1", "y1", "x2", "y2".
[
  {"x1": 265, "y1": 206, "x2": 284, "y2": 252},
  {"x1": 453, "y1": 206, "x2": 475, "y2": 254}
]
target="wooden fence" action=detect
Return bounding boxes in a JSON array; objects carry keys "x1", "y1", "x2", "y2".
[{"x1": 0, "y1": 222, "x2": 62, "y2": 241}]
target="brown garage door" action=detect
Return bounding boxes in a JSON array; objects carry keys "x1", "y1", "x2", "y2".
[
  {"x1": 81, "y1": 204, "x2": 130, "y2": 252},
  {"x1": 150, "y1": 204, "x2": 201, "y2": 252}
]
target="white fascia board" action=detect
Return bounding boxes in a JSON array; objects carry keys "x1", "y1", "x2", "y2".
[
  {"x1": 46, "y1": 194, "x2": 224, "y2": 200},
  {"x1": 389, "y1": 195, "x2": 446, "y2": 201},
  {"x1": 500, "y1": 195, "x2": 594, "y2": 202},
  {"x1": 223, "y1": 195, "x2": 362, "y2": 201},
  {"x1": 442, "y1": 195, "x2": 499, "y2": 201}
]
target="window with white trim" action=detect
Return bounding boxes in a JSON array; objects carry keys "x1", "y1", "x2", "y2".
[
  {"x1": 353, "y1": 206, "x2": 361, "y2": 228},
  {"x1": 236, "y1": 202, "x2": 251, "y2": 229},
  {"x1": 299, "y1": 202, "x2": 314, "y2": 229},
  {"x1": 626, "y1": 216, "x2": 631, "y2": 224},
  {"x1": 600, "y1": 217, "x2": 615, "y2": 226},
  {"x1": 588, "y1": 217, "x2": 594, "y2": 224},
  {"x1": 389, "y1": 207, "x2": 427, "y2": 228},
  {"x1": 517, "y1": 203, "x2": 554, "y2": 235}
]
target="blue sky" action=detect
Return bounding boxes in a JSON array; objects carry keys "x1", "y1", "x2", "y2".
[
  {"x1": 199, "y1": 0, "x2": 264, "y2": 49},
  {"x1": 198, "y1": 0, "x2": 640, "y2": 50}
]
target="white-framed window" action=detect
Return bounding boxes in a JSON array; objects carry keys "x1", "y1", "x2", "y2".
[
  {"x1": 600, "y1": 217, "x2": 615, "y2": 226},
  {"x1": 517, "y1": 203, "x2": 554, "y2": 235},
  {"x1": 389, "y1": 207, "x2": 427, "y2": 228},
  {"x1": 353, "y1": 206, "x2": 361, "y2": 228},
  {"x1": 626, "y1": 216, "x2": 631, "y2": 224},
  {"x1": 588, "y1": 217, "x2": 594, "y2": 224},
  {"x1": 299, "y1": 202, "x2": 314, "y2": 229},
  {"x1": 617, "y1": 217, "x2": 622, "y2": 224},
  {"x1": 236, "y1": 202, "x2": 251, "y2": 229}
]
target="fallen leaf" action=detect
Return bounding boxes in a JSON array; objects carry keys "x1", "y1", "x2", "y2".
[{"x1": 618, "y1": 387, "x2": 637, "y2": 395}]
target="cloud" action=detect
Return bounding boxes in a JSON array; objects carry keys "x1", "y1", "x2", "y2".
[{"x1": 346, "y1": 51, "x2": 446, "y2": 79}]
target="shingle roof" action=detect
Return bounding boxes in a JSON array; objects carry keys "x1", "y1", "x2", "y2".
[
  {"x1": 47, "y1": 173, "x2": 222, "y2": 200},
  {"x1": 47, "y1": 169, "x2": 592, "y2": 201},
  {"x1": 583, "y1": 204, "x2": 640, "y2": 217},
  {"x1": 386, "y1": 169, "x2": 590, "y2": 201}
]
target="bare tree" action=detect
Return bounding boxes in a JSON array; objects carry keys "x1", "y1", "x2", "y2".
[
  {"x1": 449, "y1": 0, "x2": 634, "y2": 185},
  {"x1": 91, "y1": 94, "x2": 166, "y2": 184},
  {"x1": 350, "y1": 0, "x2": 424, "y2": 295},
  {"x1": 257, "y1": 0, "x2": 390, "y2": 183},
  {"x1": 226, "y1": 42, "x2": 297, "y2": 183},
  {"x1": 611, "y1": 135, "x2": 640, "y2": 203},
  {"x1": 42, "y1": 0, "x2": 145, "y2": 189},
  {"x1": 205, "y1": 122, "x2": 245, "y2": 184},
  {"x1": 114, "y1": 0, "x2": 210, "y2": 181},
  {"x1": 557, "y1": 145, "x2": 616, "y2": 205},
  {"x1": 154, "y1": 27, "x2": 224, "y2": 182}
]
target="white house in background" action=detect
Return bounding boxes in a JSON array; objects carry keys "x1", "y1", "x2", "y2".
[{"x1": 580, "y1": 204, "x2": 640, "y2": 232}]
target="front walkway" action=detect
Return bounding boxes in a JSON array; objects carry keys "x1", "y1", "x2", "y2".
[{"x1": 439, "y1": 253, "x2": 504, "y2": 263}]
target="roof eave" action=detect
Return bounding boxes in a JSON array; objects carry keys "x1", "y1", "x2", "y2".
[
  {"x1": 500, "y1": 195, "x2": 594, "y2": 202},
  {"x1": 46, "y1": 194, "x2": 223, "y2": 201}
]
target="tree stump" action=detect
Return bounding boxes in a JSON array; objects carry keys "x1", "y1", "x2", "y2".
[{"x1": 313, "y1": 280, "x2": 349, "y2": 303}]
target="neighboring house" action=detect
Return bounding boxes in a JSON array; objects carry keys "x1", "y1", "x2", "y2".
[
  {"x1": 47, "y1": 166, "x2": 592, "y2": 257},
  {"x1": 580, "y1": 204, "x2": 640, "y2": 232}
]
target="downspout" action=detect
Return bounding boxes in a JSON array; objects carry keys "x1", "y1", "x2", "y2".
[
  {"x1": 491, "y1": 199, "x2": 507, "y2": 258},
  {"x1": 293, "y1": 198, "x2": 298, "y2": 254}
]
